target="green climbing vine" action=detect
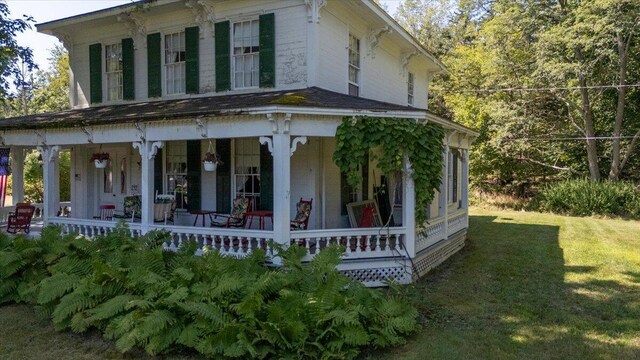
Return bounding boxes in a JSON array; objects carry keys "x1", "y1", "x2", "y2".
[{"x1": 333, "y1": 116, "x2": 445, "y2": 223}]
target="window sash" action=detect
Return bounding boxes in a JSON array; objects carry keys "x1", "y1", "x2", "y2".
[
  {"x1": 233, "y1": 20, "x2": 260, "y2": 89},
  {"x1": 408, "y1": 72, "x2": 414, "y2": 105},
  {"x1": 165, "y1": 32, "x2": 186, "y2": 95},
  {"x1": 348, "y1": 34, "x2": 360, "y2": 96},
  {"x1": 165, "y1": 141, "x2": 188, "y2": 209},
  {"x1": 105, "y1": 43, "x2": 123, "y2": 101},
  {"x1": 234, "y1": 138, "x2": 260, "y2": 210}
]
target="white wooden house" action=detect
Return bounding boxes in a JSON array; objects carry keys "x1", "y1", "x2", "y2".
[{"x1": 0, "y1": 0, "x2": 476, "y2": 286}]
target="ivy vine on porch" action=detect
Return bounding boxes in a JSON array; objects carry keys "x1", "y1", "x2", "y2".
[{"x1": 333, "y1": 116, "x2": 445, "y2": 223}]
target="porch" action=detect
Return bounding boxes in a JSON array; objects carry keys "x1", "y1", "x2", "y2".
[{"x1": 0, "y1": 89, "x2": 474, "y2": 286}]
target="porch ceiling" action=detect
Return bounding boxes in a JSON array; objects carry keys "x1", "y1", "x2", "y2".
[{"x1": 0, "y1": 87, "x2": 421, "y2": 129}]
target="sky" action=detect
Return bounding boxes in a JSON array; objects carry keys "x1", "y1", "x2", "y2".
[{"x1": 6, "y1": 0, "x2": 403, "y2": 71}]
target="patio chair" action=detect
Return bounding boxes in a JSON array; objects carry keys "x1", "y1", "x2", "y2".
[
  {"x1": 6, "y1": 204, "x2": 36, "y2": 234},
  {"x1": 291, "y1": 198, "x2": 313, "y2": 230},
  {"x1": 211, "y1": 197, "x2": 252, "y2": 228},
  {"x1": 93, "y1": 204, "x2": 115, "y2": 220},
  {"x1": 114, "y1": 195, "x2": 141, "y2": 222},
  {"x1": 154, "y1": 194, "x2": 175, "y2": 225}
]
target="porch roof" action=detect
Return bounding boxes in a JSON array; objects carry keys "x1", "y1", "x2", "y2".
[{"x1": 0, "y1": 87, "x2": 476, "y2": 135}]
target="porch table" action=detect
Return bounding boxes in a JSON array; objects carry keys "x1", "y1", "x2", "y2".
[
  {"x1": 190, "y1": 210, "x2": 215, "y2": 227},
  {"x1": 245, "y1": 210, "x2": 273, "y2": 230}
]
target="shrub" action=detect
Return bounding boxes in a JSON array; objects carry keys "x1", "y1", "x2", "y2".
[
  {"x1": 537, "y1": 179, "x2": 640, "y2": 218},
  {"x1": 0, "y1": 225, "x2": 418, "y2": 359}
]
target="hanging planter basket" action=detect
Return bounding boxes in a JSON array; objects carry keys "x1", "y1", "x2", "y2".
[
  {"x1": 202, "y1": 140, "x2": 222, "y2": 172},
  {"x1": 203, "y1": 161, "x2": 218, "y2": 172},
  {"x1": 94, "y1": 159, "x2": 109, "y2": 169},
  {"x1": 89, "y1": 147, "x2": 110, "y2": 169}
]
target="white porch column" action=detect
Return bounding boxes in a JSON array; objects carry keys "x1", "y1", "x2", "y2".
[
  {"x1": 10, "y1": 147, "x2": 25, "y2": 205},
  {"x1": 461, "y1": 149, "x2": 470, "y2": 227},
  {"x1": 272, "y1": 132, "x2": 291, "y2": 259},
  {"x1": 134, "y1": 141, "x2": 163, "y2": 234},
  {"x1": 438, "y1": 145, "x2": 449, "y2": 240},
  {"x1": 39, "y1": 145, "x2": 60, "y2": 224},
  {"x1": 402, "y1": 158, "x2": 416, "y2": 258}
]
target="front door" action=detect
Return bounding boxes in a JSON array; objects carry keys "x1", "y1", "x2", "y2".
[{"x1": 99, "y1": 149, "x2": 129, "y2": 210}]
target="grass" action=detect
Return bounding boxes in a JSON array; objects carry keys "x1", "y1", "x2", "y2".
[
  {"x1": 1, "y1": 207, "x2": 640, "y2": 359},
  {"x1": 372, "y1": 207, "x2": 640, "y2": 360}
]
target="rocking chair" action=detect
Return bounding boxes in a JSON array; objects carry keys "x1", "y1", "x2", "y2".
[
  {"x1": 211, "y1": 197, "x2": 252, "y2": 228},
  {"x1": 291, "y1": 198, "x2": 313, "y2": 230},
  {"x1": 93, "y1": 204, "x2": 115, "y2": 220},
  {"x1": 6, "y1": 204, "x2": 36, "y2": 234}
]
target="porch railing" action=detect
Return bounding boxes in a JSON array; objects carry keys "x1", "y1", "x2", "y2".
[
  {"x1": 0, "y1": 201, "x2": 71, "y2": 224},
  {"x1": 49, "y1": 217, "x2": 142, "y2": 238},
  {"x1": 149, "y1": 224, "x2": 275, "y2": 258},
  {"x1": 416, "y1": 217, "x2": 446, "y2": 253},
  {"x1": 290, "y1": 227, "x2": 407, "y2": 262},
  {"x1": 447, "y1": 209, "x2": 468, "y2": 236}
]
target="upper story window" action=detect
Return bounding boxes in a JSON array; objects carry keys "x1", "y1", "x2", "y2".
[
  {"x1": 407, "y1": 72, "x2": 414, "y2": 105},
  {"x1": 165, "y1": 31, "x2": 186, "y2": 95},
  {"x1": 233, "y1": 19, "x2": 260, "y2": 89},
  {"x1": 348, "y1": 34, "x2": 360, "y2": 97},
  {"x1": 105, "y1": 43, "x2": 123, "y2": 101}
]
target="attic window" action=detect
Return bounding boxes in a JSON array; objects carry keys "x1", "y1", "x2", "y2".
[
  {"x1": 105, "y1": 43, "x2": 123, "y2": 101},
  {"x1": 348, "y1": 34, "x2": 360, "y2": 97},
  {"x1": 407, "y1": 72, "x2": 414, "y2": 105}
]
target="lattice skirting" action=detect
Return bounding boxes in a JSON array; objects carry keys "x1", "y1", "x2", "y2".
[
  {"x1": 338, "y1": 258, "x2": 413, "y2": 287},
  {"x1": 413, "y1": 230, "x2": 467, "y2": 278}
]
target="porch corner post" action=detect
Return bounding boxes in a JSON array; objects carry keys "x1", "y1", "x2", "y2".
[
  {"x1": 136, "y1": 141, "x2": 163, "y2": 235},
  {"x1": 10, "y1": 146, "x2": 25, "y2": 204},
  {"x1": 439, "y1": 144, "x2": 449, "y2": 241},
  {"x1": 402, "y1": 157, "x2": 416, "y2": 259},
  {"x1": 272, "y1": 129, "x2": 291, "y2": 265},
  {"x1": 461, "y1": 149, "x2": 470, "y2": 227},
  {"x1": 40, "y1": 145, "x2": 60, "y2": 225}
]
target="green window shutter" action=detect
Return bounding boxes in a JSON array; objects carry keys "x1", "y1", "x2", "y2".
[
  {"x1": 214, "y1": 21, "x2": 230, "y2": 92},
  {"x1": 215, "y1": 139, "x2": 232, "y2": 213},
  {"x1": 122, "y1": 38, "x2": 135, "y2": 100},
  {"x1": 154, "y1": 148, "x2": 163, "y2": 195},
  {"x1": 259, "y1": 144, "x2": 273, "y2": 210},
  {"x1": 186, "y1": 140, "x2": 201, "y2": 211},
  {"x1": 147, "y1": 33, "x2": 162, "y2": 98},
  {"x1": 259, "y1": 13, "x2": 275, "y2": 88},
  {"x1": 89, "y1": 43, "x2": 102, "y2": 104},
  {"x1": 185, "y1": 26, "x2": 199, "y2": 94}
]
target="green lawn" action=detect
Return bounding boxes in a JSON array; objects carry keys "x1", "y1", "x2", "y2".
[
  {"x1": 1, "y1": 208, "x2": 640, "y2": 359},
  {"x1": 373, "y1": 208, "x2": 640, "y2": 360}
]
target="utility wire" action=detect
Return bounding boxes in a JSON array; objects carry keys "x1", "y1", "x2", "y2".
[
  {"x1": 499, "y1": 135, "x2": 639, "y2": 142},
  {"x1": 430, "y1": 83, "x2": 640, "y2": 93}
]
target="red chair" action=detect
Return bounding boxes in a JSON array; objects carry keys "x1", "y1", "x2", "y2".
[
  {"x1": 6, "y1": 204, "x2": 36, "y2": 234},
  {"x1": 93, "y1": 204, "x2": 115, "y2": 220}
]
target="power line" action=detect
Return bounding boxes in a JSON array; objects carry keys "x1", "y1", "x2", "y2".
[
  {"x1": 430, "y1": 83, "x2": 640, "y2": 93},
  {"x1": 500, "y1": 135, "x2": 639, "y2": 142}
]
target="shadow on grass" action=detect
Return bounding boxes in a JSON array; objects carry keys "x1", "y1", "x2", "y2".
[{"x1": 372, "y1": 214, "x2": 640, "y2": 359}]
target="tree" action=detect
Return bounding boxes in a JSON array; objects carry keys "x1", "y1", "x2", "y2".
[{"x1": 0, "y1": 1, "x2": 36, "y2": 102}]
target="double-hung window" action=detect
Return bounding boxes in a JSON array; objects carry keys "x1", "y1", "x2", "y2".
[
  {"x1": 233, "y1": 20, "x2": 259, "y2": 89},
  {"x1": 234, "y1": 138, "x2": 260, "y2": 210},
  {"x1": 165, "y1": 141, "x2": 188, "y2": 209},
  {"x1": 165, "y1": 31, "x2": 186, "y2": 95},
  {"x1": 448, "y1": 151, "x2": 459, "y2": 204},
  {"x1": 348, "y1": 34, "x2": 360, "y2": 96},
  {"x1": 105, "y1": 43, "x2": 123, "y2": 101},
  {"x1": 407, "y1": 72, "x2": 414, "y2": 105}
]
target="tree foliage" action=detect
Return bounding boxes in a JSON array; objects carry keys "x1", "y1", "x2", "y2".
[
  {"x1": 395, "y1": 0, "x2": 640, "y2": 191},
  {"x1": 0, "y1": 1, "x2": 36, "y2": 102}
]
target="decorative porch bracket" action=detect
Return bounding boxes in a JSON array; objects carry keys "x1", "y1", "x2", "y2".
[
  {"x1": 267, "y1": 113, "x2": 293, "y2": 134},
  {"x1": 133, "y1": 141, "x2": 164, "y2": 160},
  {"x1": 117, "y1": 11, "x2": 147, "y2": 49},
  {"x1": 400, "y1": 50, "x2": 419, "y2": 75},
  {"x1": 259, "y1": 136, "x2": 273, "y2": 155},
  {"x1": 290, "y1": 136, "x2": 307, "y2": 157},
  {"x1": 80, "y1": 126, "x2": 93, "y2": 143},
  {"x1": 185, "y1": 0, "x2": 216, "y2": 38},
  {"x1": 305, "y1": 0, "x2": 327, "y2": 23},
  {"x1": 36, "y1": 145, "x2": 60, "y2": 162},
  {"x1": 195, "y1": 116, "x2": 208, "y2": 138}
]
